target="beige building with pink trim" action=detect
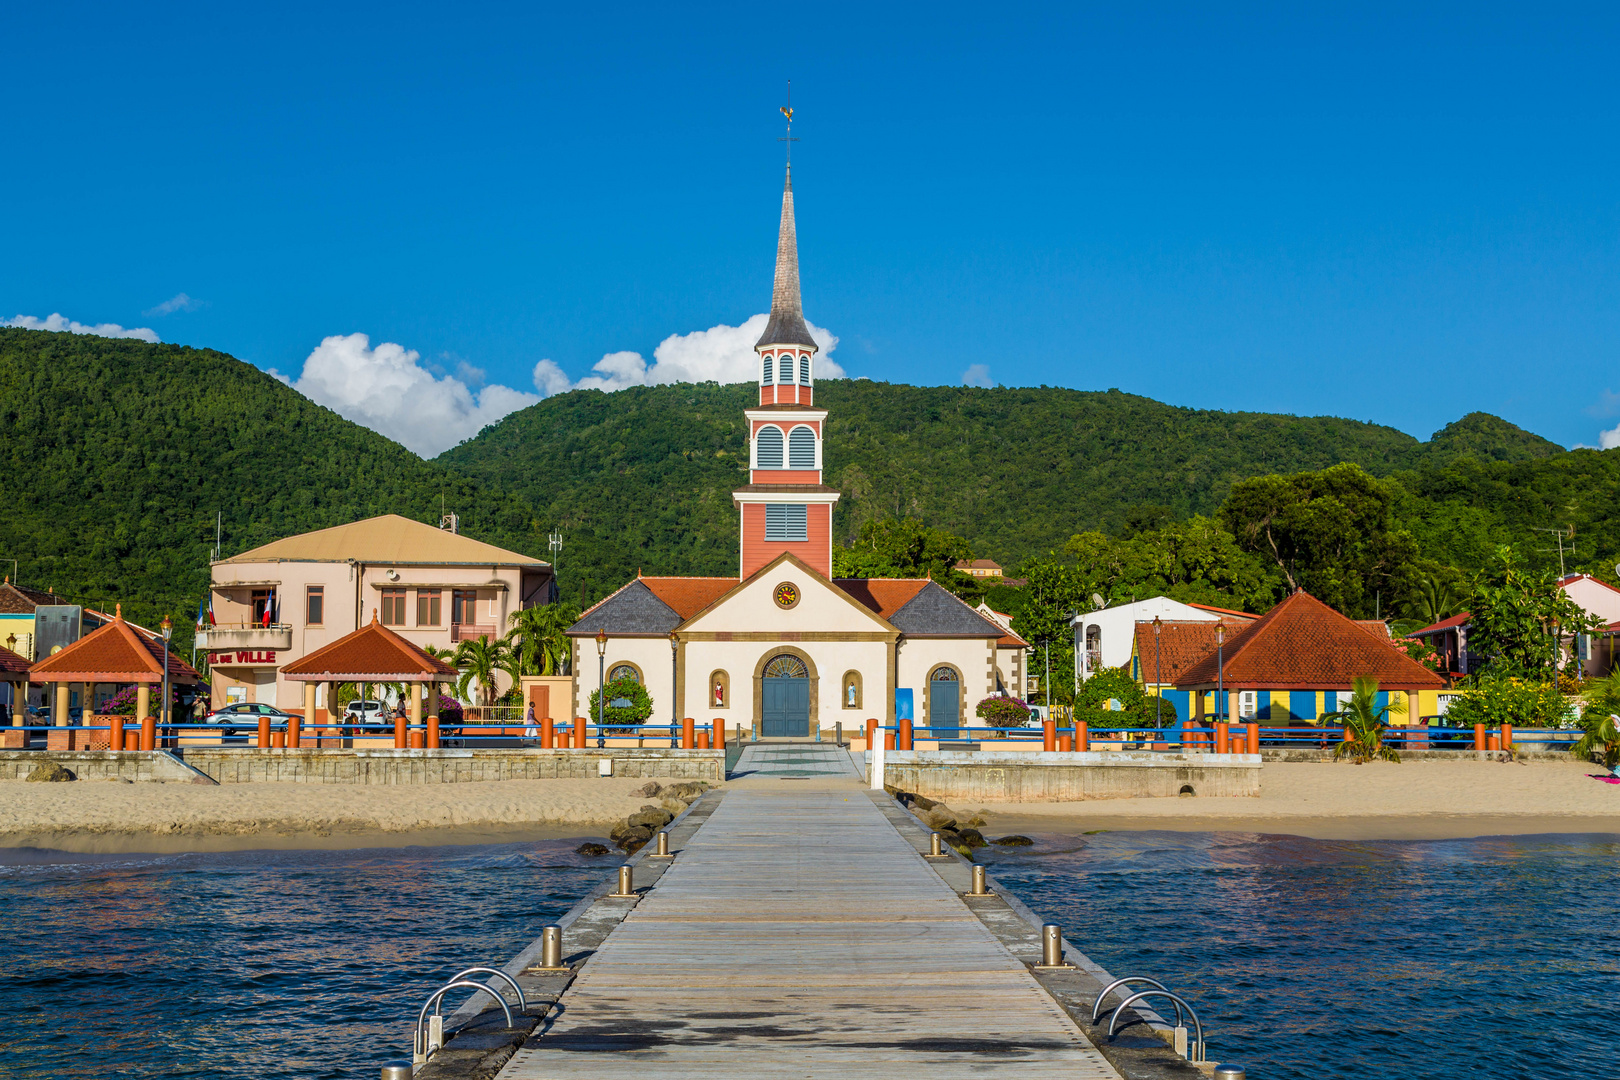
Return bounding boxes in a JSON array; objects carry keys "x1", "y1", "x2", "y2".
[{"x1": 200, "y1": 515, "x2": 551, "y2": 711}]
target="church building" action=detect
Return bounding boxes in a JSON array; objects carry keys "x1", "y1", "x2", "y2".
[{"x1": 568, "y1": 163, "x2": 1009, "y2": 737}]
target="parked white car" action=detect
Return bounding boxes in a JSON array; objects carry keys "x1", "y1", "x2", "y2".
[{"x1": 344, "y1": 699, "x2": 389, "y2": 729}]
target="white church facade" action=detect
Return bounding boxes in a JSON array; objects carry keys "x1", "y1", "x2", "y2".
[{"x1": 568, "y1": 163, "x2": 1016, "y2": 736}]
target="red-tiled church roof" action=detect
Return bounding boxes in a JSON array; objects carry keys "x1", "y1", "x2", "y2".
[
  {"x1": 1175, "y1": 590, "x2": 1444, "y2": 690},
  {"x1": 832, "y1": 579, "x2": 929, "y2": 620},
  {"x1": 638, "y1": 577, "x2": 740, "y2": 620}
]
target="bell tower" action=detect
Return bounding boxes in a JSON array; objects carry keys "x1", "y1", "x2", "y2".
[{"x1": 733, "y1": 160, "x2": 839, "y2": 579}]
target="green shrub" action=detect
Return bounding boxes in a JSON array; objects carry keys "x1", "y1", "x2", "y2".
[
  {"x1": 587, "y1": 677, "x2": 654, "y2": 725},
  {"x1": 1443, "y1": 673, "x2": 1573, "y2": 729},
  {"x1": 975, "y1": 696, "x2": 1033, "y2": 728}
]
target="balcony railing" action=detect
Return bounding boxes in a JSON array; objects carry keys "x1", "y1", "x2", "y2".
[
  {"x1": 196, "y1": 624, "x2": 293, "y2": 651},
  {"x1": 451, "y1": 623, "x2": 500, "y2": 643}
]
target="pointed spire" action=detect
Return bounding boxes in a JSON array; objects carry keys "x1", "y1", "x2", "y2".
[{"x1": 755, "y1": 163, "x2": 818, "y2": 351}]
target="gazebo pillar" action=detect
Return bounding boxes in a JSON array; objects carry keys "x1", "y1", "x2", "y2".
[
  {"x1": 136, "y1": 684, "x2": 151, "y2": 730},
  {"x1": 9, "y1": 679, "x2": 22, "y2": 726},
  {"x1": 409, "y1": 682, "x2": 423, "y2": 735},
  {"x1": 302, "y1": 682, "x2": 316, "y2": 748},
  {"x1": 54, "y1": 682, "x2": 69, "y2": 727}
]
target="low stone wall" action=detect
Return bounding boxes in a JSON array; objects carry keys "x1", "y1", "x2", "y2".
[
  {"x1": 0, "y1": 750, "x2": 214, "y2": 783},
  {"x1": 879, "y1": 749, "x2": 1261, "y2": 802},
  {"x1": 175, "y1": 747, "x2": 726, "y2": 784}
]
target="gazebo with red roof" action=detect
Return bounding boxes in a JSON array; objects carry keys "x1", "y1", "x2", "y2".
[
  {"x1": 281, "y1": 612, "x2": 459, "y2": 747},
  {"x1": 0, "y1": 644, "x2": 31, "y2": 740},
  {"x1": 28, "y1": 606, "x2": 203, "y2": 749},
  {"x1": 1174, "y1": 590, "x2": 1445, "y2": 725}
]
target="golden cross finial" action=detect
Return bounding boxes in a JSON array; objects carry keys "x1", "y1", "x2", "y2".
[{"x1": 779, "y1": 80, "x2": 798, "y2": 164}]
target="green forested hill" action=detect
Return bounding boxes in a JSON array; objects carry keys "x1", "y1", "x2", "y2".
[
  {"x1": 0, "y1": 328, "x2": 534, "y2": 645},
  {"x1": 0, "y1": 328, "x2": 1608, "y2": 637},
  {"x1": 438, "y1": 379, "x2": 1571, "y2": 597}
]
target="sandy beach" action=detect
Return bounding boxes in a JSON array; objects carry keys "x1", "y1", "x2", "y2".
[
  {"x1": 979, "y1": 759, "x2": 1620, "y2": 840},
  {"x1": 0, "y1": 777, "x2": 652, "y2": 854}
]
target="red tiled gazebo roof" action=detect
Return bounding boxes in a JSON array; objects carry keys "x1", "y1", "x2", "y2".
[
  {"x1": 1134, "y1": 620, "x2": 1253, "y2": 685},
  {"x1": 281, "y1": 613, "x2": 460, "y2": 683},
  {"x1": 0, "y1": 645, "x2": 31, "y2": 676},
  {"x1": 1174, "y1": 590, "x2": 1444, "y2": 691},
  {"x1": 29, "y1": 610, "x2": 203, "y2": 684}
]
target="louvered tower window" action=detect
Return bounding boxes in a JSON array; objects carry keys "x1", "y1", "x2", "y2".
[
  {"x1": 799, "y1": 354, "x2": 810, "y2": 384},
  {"x1": 762, "y1": 355, "x2": 773, "y2": 383},
  {"x1": 755, "y1": 425, "x2": 784, "y2": 468},
  {"x1": 788, "y1": 426, "x2": 817, "y2": 468},
  {"x1": 765, "y1": 504, "x2": 808, "y2": 541}
]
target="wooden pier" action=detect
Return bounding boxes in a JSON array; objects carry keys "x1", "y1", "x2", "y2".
[{"x1": 414, "y1": 747, "x2": 1213, "y2": 1080}]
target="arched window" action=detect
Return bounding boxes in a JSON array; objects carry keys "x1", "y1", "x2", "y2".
[
  {"x1": 842, "y1": 671, "x2": 862, "y2": 709},
  {"x1": 608, "y1": 663, "x2": 641, "y2": 684},
  {"x1": 764, "y1": 654, "x2": 810, "y2": 679},
  {"x1": 788, "y1": 426, "x2": 817, "y2": 469},
  {"x1": 755, "y1": 425, "x2": 784, "y2": 468},
  {"x1": 762, "y1": 355, "x2": 773, "y2": 384},
  {"x1": 799, "y1": 354, "x2": 811, "y2": 384}
]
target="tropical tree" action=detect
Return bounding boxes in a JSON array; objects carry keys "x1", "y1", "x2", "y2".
[
  {"x1": 452, "y1": 635, "x2": 517, "y2": 706},
  {"x1": 507, "y1": 602, "x2": 579, "y2": 676},
  {"x1": 1570, "y1": 673, "x2": 1620, "y2": 769},
  {"x1": 1407, "y1": 573, "x2": 1462, "y2": 627},
  {"x1": 1323, "y1": 677, "x2": 1400, "y2": 764},
  {"x1": 1465, "y1": 546, "x2": 1603, "y2": 676}
]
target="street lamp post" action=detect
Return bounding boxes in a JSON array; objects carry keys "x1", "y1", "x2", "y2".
[
  {"x1": 595, "y1": 628, "x2": 606, "y2": 748},
  {"x1": 548, "y1": 531, "x2": 563, "y2": 602},
  {"x1": 1152, "y1": 615, "x2": 1162, "y2": 728},
  {"x1": 1215, "y1": 622, "x2": 1225, "y2": 722},
  {"x1": 159, "y1": 615, "x2": 173, "y2": 735},
  {"x1": 669, "y1": 632, "x2": 679, "y2": 748}
]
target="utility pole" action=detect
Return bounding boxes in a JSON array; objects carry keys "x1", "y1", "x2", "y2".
[{"x1": 1532, "y1": 525, "x2": 1574, "y2": 578}]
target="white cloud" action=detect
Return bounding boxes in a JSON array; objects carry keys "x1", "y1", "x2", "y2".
[
  {"x1": 145, "y1": 292, "x2": 205, "y2": 316},
  {"x1": 3, "y1": 312, "x2": 159, "y2": 343},
  {"x1": 531, "y1": 313, "x2": 843, "y2": 397},
  {"x1": 1600, "y1": 422, "x2": 1620, "y2": 451},
  {"x1": 962, "y1": 363, "x2": 993, "y2": 388},
  {"x1": 285, "y1": 333, "x2": 538, "y2": 457}
]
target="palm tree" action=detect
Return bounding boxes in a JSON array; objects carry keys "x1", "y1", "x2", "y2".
[
  {"x1": 1409, "y1": 575, "x2": 1461, "y2": 627},
  {"x1": 1324, "y1": 676, "x2": 1400, "y2": 764},
  {"x1": 507, "y1": 603, "x2": 578, "y2": 676},
  {"x1": 1571, "y1": 673, "x2": 1620, "y2": 769},
  {"x1": 452, "y1": 635, "x2": 514, "y2": 707}
]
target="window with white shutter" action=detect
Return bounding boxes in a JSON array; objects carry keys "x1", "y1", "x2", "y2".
[{"x1": 765, "y1": 504, "x2": 808, "y2": 541}]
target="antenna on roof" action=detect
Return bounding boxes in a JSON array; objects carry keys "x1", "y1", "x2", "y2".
[{"x1": 440, "y1": 512, "x2": 459, "y2": 534}]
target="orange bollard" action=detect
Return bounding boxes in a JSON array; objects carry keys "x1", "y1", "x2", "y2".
[
  {"x1": 711, "y1": 720, "x2": 722, "y2": 750},
  {"x1": 409, "y1": 729, "x2": 425, "y2": 749},
  {"x1": 1180, "y1": 719, "x2": 1194, "y2": 751},
  {"x1": 1075, "y1": 720, "x2": 1089, "y2": 752},
  {"x1": 1501, "y1": 723, "x2": 1514, "y2": 751},
  {"x1": 1058, "y1": 732, "x2": 1072, "y2": 752},
  {"x1": 574, "y1": 716, "x2": 587, "y2": 750},
  {"x1": 127, "y1": 728, "x2": 142, "y2": 751},
  {"x1": 865, "y1": 718, "x2": 876, "y2": 750},
  {"x1": 110, "y1": 714, "x2": 125, "y2": 752},
  {"x1": 393, "y1": 713, "x2": 406, "y2": 749},
  {"x1": 288, "y1": 712, "x2": 301, "y2": 749},
  {"x1": 256, "y1": 715, "x2": 270, "y2": 750},
  {"x1": 1214, "y1": 721, "x2": 1229, "y2": 755},
  {"x1": 1246, "y1": 722, "x2": 1260, "y2": 755},
  {"x1": 270, "y1": 730, "x2": 284, "y2": 749},
  {"x1": 1473, "y1": 724, "x2": 1486, "y2": 751},
  {"x1": 885, "y1": 728, "x2": 896, "y2": 750},
  {"x1": 427, "y1": 711, "x2": 440, "y2": 749},
  {"x1": 898, "y1": 716, "x2": 913, "y2": 751},
  {"x1": 682, "y1": 716, "x2": 696, "y2": 749},
  {"x1": 540, "y1": 715, "x2": 554, "y2": 749},
  {"x1": 1042, "y1": 718, "x2": 1057, "y2": 752},
  {"x1": 1488, "y1": 731, "x2": 1502, "y2": 751}
]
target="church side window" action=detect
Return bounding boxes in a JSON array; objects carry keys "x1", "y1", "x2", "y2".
[
  {"x1": 788, "y1": 426, "x2": 816, "y2": 469},
  {"x1": 755, "y1": 425, "x2": 784, "y2": 468},
  {"x1": 764, "y1": 504, "x2": 808, "y2": 541},
  {"x1": 799, "y1": 354, "x2": 810, "y2": 384},
  {"x1": 609, "y1": 663, "x2": 641, "y2": 684},
  {"x1": 762, "y1": 355, "x2": 773, "y2": 383}
]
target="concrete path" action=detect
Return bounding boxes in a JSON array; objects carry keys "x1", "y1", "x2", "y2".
[
  {"x1": 497, "y1": 788, "x2": 1123, "y2": 1079},
  {"x1": 729, "y1": 742, "x2": 861, "y2": 779}
]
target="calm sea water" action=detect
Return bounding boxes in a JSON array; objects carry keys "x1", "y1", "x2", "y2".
[{"x1": 0, "y1": 830, "x2": 1614, "y2": 1079}]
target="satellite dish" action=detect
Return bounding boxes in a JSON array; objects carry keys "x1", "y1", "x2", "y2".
[
  {"x1": 1092, "y1": 593, "x2": 1106, "y2": 610},
  {"x1": 1614, "y1": 563, "x2": 1620, "y2": 579}
]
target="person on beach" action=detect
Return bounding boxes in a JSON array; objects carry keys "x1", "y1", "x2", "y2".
[{"x1": 524, "y1": 702, "x2": 539, "y2": 745}]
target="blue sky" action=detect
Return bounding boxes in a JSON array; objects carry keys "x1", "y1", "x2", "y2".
[{"x1": 5, "y1": 3, "x2": 1620, "y2": 455}]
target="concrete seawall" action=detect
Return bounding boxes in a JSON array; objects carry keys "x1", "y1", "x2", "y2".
[
  {"x1": 0, "y1": 750, "x2": 215, "y2": 783},
  {"x1": 881, "y1": 749, "x2": 1261, "y2": 802},
  {"x1": 177, "y1": 747, "x2": 724, "y2": 784}
]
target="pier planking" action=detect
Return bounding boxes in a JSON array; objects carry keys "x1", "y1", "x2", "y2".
[{"x1": 498, "y1": 787, "x2": 1124, "y2": 1079}]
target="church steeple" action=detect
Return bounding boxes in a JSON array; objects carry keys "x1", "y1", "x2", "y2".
[{"x1": 756, "y1": 164, "x2": 818, "y2": 351}]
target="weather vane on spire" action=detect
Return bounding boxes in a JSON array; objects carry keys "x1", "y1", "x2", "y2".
[{"x1": 779, "y1": 79, "x2": 797, "y2": 164}]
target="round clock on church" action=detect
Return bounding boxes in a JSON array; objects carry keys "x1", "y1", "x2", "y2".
[{"x1": 773, "y1": 582, "x2": 800, "y2": 609}]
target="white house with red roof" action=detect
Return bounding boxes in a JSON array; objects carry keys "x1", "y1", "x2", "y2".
[
  {"x1": 1408, "y1": 572, "x2": 1620, "y2": 679},
  {"x1": 567, "y1": 166, "x2": 1006, "y2": 738}
]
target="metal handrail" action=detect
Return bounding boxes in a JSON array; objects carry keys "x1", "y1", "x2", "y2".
[
  {"x1": 1091, "y1": 976, "x2": 1177, "y2": 1024},
  {"x1": 1108, "y1": 990, "x2": 1203, "y2": 1058},
  {"x1": 442, "y1": 966, "x2": 527, "y2": 1014},
  {"x1": 416, "y1": 979, "x2": 514, "y2": 1041}
]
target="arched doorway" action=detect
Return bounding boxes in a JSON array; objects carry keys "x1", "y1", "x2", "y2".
[
  {"x1": 929, "y1": 667, "x2": 962, "y2": 738},
  {"x1": 762, "y1": 654, "x2": 811, "y2": 738}
]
